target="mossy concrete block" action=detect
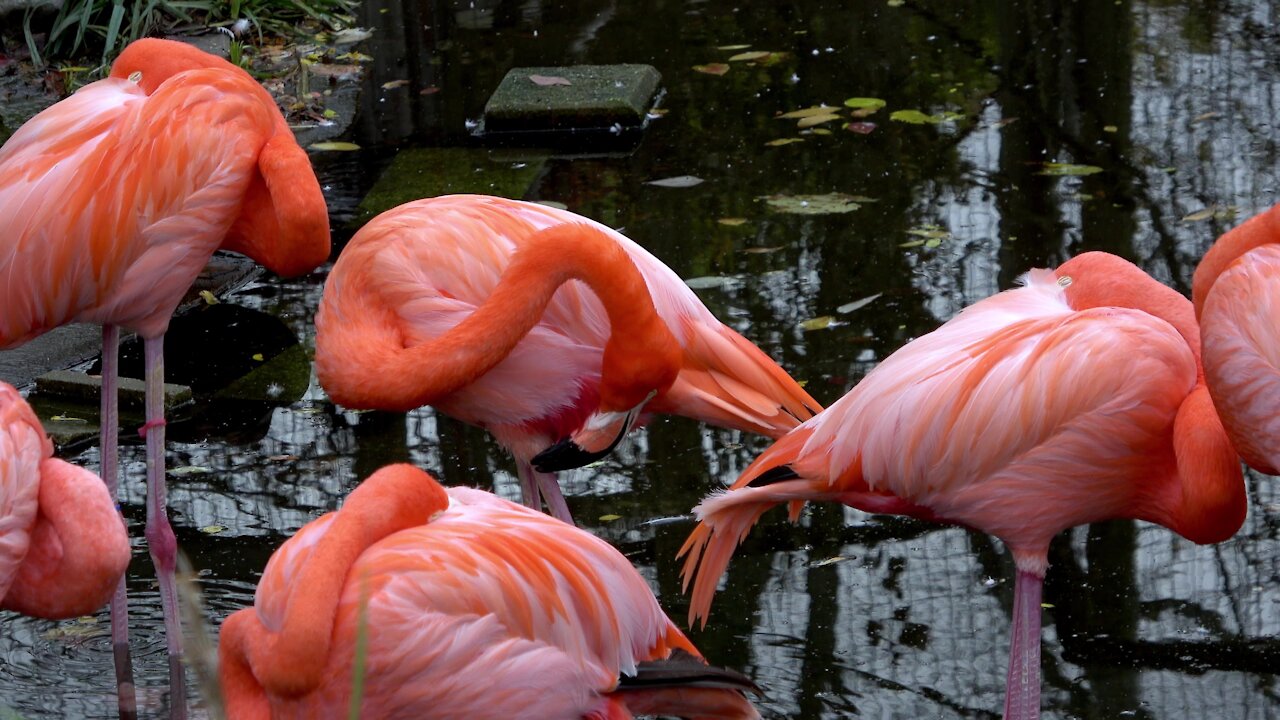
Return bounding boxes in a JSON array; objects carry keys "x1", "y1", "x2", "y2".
[
  {"x1": 35, "y1": 370, "x2": 193, "y2": 411},
  {"x1": 483, "y1": 65, "x2": 661, "y2": 132},
  {"x1": 215, "y1": 343, "x2": 312, "y2": 403},
  {"x1": 355, "y1": 148, "x2": 546, "y2": 223},
  {"x1": 28, "y1": 397, "x2": 101, "y2": 450}
]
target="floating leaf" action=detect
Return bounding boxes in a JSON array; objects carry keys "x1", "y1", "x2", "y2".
[
  {"x1": 837, "y1": 293, "x2": 883, "y2": 314},
  {"x1": 1103, "y1": 124, "x2": 1118, "y2": 133},
  {"x1": 380, "y1": 79, "x2": 410, "y2": 90},
  {"x1": 800, "y1": 316, "x2": 838, "y2": 331},
  {"x1": 1041, "y1": 602, "x2": 1055, "y2": 609},
  {"x1": 251, "y1": 353, "x2": 264, "y2": 361},
  {"x1": 887, "y1": 0, "x2": 905, "y2": 6},
  {"x1": 693, "y1": 63, "x2": 730, "y2": 76},
  {"x1": 797, "y1": 113, "x2": 841, "y2": 129},
  {"x1": 717, "y1": 44, "x2": 752, "y2": 51},
  {"x1": 1182, "y1": 208, "x2": 1215, "y2": 222},
  {"x1": 598, "y1": 514, "x2": 622, "y2": 522},
  {"x1": 199, "y1": 524, "x2": 228, "y2": 535},
  {"x1": 844, "y1": 121, "x2": 877, "y2": 134},
  {"x1": 646, "y1": 175, "x2": 705, "y2": 188},
  {"x1": 332, "y1": 28, "x2": 374, "y2": 44},
  {"x1": 891, "y1": 109, "x2": 965, "y2": 124},
  {"x1": 717, "y1": 217, "x2": 748, "y2": 226},
  {"x1": 199, "y1": 290, "x2": 219, "y2": 305},
  {"x1": 843, "y1": 97, "x2": 886, "y2": 110},
  {"x1": 266, "y1": 454, "x2": 299, "y2": 462},
  {"x1": 765, "y1": 138, "x2": 805, "y2": 146},
  {"x1": 742, "y1": 246, "x2": 784, "y2": 254},
  {"x1": 906, "y1": 225, "x2": 950, "y2": 239},
  {"x1": 50, "y1": 414, "x2": 87, "y2": 423},
  {"x1": 728, "y1": 50, "x2": 772, "y2": 62},
  {"x1": 169, "y1": 465, "x2": 212, "y2": 476},
  {"x1": 309, "y1": 141, "x2": 361, "y2": 151},
  {"x1": 1192, "y1": 111, "x2": 1220, "y2": 124},
  {"x1": 811, "y1": 555, "x2": 850, "y2": 567},
  {"x1": 761, "y1": 193, "x2": 863, "y2": 214},
  {"x1": 1038, "y1": 163, "x2": 1104, "y2": 176},
  {"x1": 419, "y1": 86, "x2": 441, "y2": 95},
  {"x1": 776, "y1": 105, "x2": 840, "y2": 119},
  {"x1": 684, "y1": 275, "x2": 741, "y2": 290},
  {"x1": 529, "y1": 74, "x2": 571, "y2": 86},
  {"x1": 900, "y1": 239, "x2": 925, "y2": 248},
  {"x1": 809, "y1": 128, "x2": 833, "y2": 135}
]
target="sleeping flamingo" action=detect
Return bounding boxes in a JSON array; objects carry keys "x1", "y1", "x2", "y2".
[
  {"x1": 677, "y1": 252, "x2": 1246, "y2": 720},
  {"x1": 315, "y1": 195, "x2": 819, "y2": 522},
  {"x1": 1192, "y1": 202, "x2": 1280, "y2": 474},
  {"x1": 0, "y1": 38, "x2": 330, "y2": 712},
  {"x1": 1, "y1": 381, "x2": 130, "y2": 621},
  {"x1": 219, "y1": 463, "x2": 760, "y2": 719}
]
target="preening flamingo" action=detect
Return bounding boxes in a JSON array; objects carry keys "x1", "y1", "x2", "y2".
[
  {"x1": 1192, "y1": 202, "x2": 1280, "y2": 474},
  {"x1": 678, "y1": 252, "x2": 1246, "y2": 720},
  {"x1": 0, "y1": 38, "x2": 330, "y2": 712},
  {"x1": 0, "y1": 381, "x2": 130, "y2": 620},
  {"x1": 315, "y1": 195, "x2": 819, "y2": 522},
  {"x1": 218, "y1": 463, "x2": 760, "y2": 720}
]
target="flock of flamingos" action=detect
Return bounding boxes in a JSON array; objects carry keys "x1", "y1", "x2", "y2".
[{"x1": 0, "y1": 36, "x2": 1273, "y2": 720}]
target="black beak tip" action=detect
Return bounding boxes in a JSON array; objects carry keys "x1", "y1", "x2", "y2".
[{"x1": 532, "y1": 439, "x2": 607, "y2": 473}]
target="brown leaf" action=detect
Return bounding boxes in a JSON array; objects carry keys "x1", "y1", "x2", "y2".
[
  {"x1": 693, "y1": 63, "x2": 731, "y2": 76},
  {"x1": 844, "y1": 122, "x2": 877, "y2": 134},
  {"x1": 529, "y1": 74, "x2": 572, "y2": 86}
]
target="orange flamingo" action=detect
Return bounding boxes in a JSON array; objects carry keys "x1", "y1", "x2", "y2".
[
  {"x1": 219, "y1": 463, "x2": 760, "y2": 719},
  {"x1": 1192, "y1": 202, "x2": 1280, "y2": 474},
  {"x1": 1, "y1": 381, "x2": 130, "y2": 620},
  {"x1": 315, "y1": 195, "x2": 819, "y2": 522},
  {"x1": 677, "y1": 252, "x2": 1246, "y2": 720},
  {"x1": 0, "y1": 38, "x2": 329, "y2": 712}
]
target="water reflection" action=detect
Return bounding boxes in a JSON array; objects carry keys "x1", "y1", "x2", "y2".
[{"x1": 4, "y1": 0, "x2": 1280, "y2": 717}]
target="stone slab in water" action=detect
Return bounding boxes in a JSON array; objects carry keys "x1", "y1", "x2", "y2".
[
  {"x1": 355, "y1": 147, "x2": 547, "y2": 223},
  {"x1": 483, "y1": 64, "x2": 661, "y2": 132},
  {"x1": 35, "y1": 369, "x2": 192, "y2": 410}
]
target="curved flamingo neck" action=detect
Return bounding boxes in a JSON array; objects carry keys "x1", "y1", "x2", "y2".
[
  {"x1": 242, "y1": 464, "x2": 448, "y2": 697},
  {"x1": 1192, "y1": 203, "x2": 1280, "y2": 318},
  {"x1": 1057, "y1": 251, "x2": 1203, "y2": 373},
  {"x1": 324, "y1": 222, "x2": 681, "y2": 414}
]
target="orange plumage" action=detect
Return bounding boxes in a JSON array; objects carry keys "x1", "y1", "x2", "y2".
[
  {"x1": 679, "y1": 252, "x2": 1245, "y2": 720},
  {"x1": 219, "y1": 464, "x2": 759, "y2": 720}
]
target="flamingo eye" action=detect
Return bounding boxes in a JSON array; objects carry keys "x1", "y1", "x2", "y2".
[
  {"x1": 1057, "y1": 275, "x2": 1073, "y2": 287},
  {"x1": 128, "y1": 71, "x2": 142, "y2": 84}
]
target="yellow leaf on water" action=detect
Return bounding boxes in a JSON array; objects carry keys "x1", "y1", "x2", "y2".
[
  {"x1": 717, "y1": 217, "x2": 748, "y2": 226},
  {"x1": 777, "y1": 105, "x2": 840, "y2": 119},
  {"x1": 800, "y1": 316, "x2": 837, "y2": 331},
  {"x1": 1181, "y1": 207, "x2": 1215, "y2": 222},
  {"x1": 309, "y1": 141, "x2": 361, "y2": 151},
  {"x1": 693, "y1": 63, "x2": 730, "y2": 76},
  {"x1": 252, "y1": 353, "x2": 264, "y2": 361},
  {"x1": 381, "y1": 79, "x2": 410, "y2": 90},
  {"x1": 728, "y1": 51, "x2": 772, "y2": 62},
  {"x1": 200, "y1": 525, "x2": 228, "y2": 535},
  {"x1": 717, "y1": 44, "x2": 751, "y2": 51},
  {"x1": 797, "y1": 113, "x2": 841, "y2": 128},
  {"x1": 599, "y1": 514, "x2": 622, "y2": 522},
  {"x1": 765, "y1": 138, "x2": 804, "y2": 146},
  {"x1": 199, "y1": 290, "x2": 219, "y2": 305}
]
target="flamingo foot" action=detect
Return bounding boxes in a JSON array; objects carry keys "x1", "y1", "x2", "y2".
[{"x1": 1003, "y1": 569, "x2": 1044, "y2": 720}]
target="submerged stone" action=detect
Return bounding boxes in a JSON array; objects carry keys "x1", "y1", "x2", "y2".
[
  {"x1": 355, "y1": 147, "x2": 546, "y2": 223},
  {"x1": 35, "y1": 369, "x2": 192, "y2": 411},
  {"x1": 481, "y1": 64, "x2": 661, "y2": 133}
]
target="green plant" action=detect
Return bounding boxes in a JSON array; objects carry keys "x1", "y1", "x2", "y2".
[{"x1": 21, "y1": 0, "x2": 356, "y2": 71}]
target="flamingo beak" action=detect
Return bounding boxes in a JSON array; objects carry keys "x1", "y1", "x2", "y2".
[{"x1": 531, "y1": 391, "x2": 656, "y2": 472}]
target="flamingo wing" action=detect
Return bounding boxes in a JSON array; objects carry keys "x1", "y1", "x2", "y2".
[
  {"x1": 0, "y1": 384, "x2": 47, "y2": 602},
  {"x1": 681, "y1": 269, "x2": 1199, "y2": 623},
  {"x1": 0, "y1": 68, "x2": 277, "y2": 344},
  {"x1": 1200, "y1": 245, "x2": 1280, "y2": 474}
]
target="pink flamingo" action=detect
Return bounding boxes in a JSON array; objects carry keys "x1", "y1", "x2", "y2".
[
  {"x1": 219, "y1": 463, "x2": 760, "y2": 719},
  {"x1": 315, "y1": 195, "x2": 820, "y2": 522},
  {"x1": 1, "y1": 381, "x2": 130, "y2": 620},
  {"x1": 678, "y1": 252, "x2": 1246, "y2": 720},
  {"x1": 1192, "y1": 202, "x2": 1280, "y2": 474},
  {"x1": 0, "y1": 38, "x2": 330, "y2": 712}
]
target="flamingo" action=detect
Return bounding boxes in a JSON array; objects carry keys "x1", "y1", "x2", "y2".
[
  {"x1": 677, "y1": 252, "x2": 1246, "y2": 720},
  {"x1": 218, "y1": 462, "x2": 760, "y2": 719},
  {"x1": 1, "y1": 381, "x2": 130, "y2": 621},
  {"x1": 0, "y1": 38, "x2": 330, "y2": 712},
  {"x1": 315, "y1": 195, "x2": 820, "y2": 522},
  {"x1": 1191, "y1": 202, "x2": 1280, "y2": 474}
]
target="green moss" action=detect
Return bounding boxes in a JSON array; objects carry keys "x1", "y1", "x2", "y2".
[
  {"x1": 483, "y1": 65, "x2": 661, "y2": 131},
  {"x1": 216, "y1": 343, "x2": 312, "y2": 403},
  {"x1": 354, "y1": 148, "x2": 546, "y2": 225}
]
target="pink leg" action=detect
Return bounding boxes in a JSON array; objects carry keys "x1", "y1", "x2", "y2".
[
  {"x1": 101, "y1": 325, "x2": 138, "y2": 720},
  {"x1": 1003, "y1": 569, "x2": 1043, "y2": 720},
  {"x1": 518, "y1": 461, "x2": 572, "y2": 523},
  {"x1": 516, "y1": 460, "x2": 544, "y2": 512},
  {"x1": 142, "y1": 336, "x2": 187, "y2": 718}
]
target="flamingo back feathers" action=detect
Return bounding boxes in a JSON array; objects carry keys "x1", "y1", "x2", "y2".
[{"x1": 0, "y1": 384, "x2": 48, "y2": 603}]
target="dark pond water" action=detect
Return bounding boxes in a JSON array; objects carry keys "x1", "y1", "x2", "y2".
[{"x1": 5, "y1": 0, "x2": 1280, "y2": 718}]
